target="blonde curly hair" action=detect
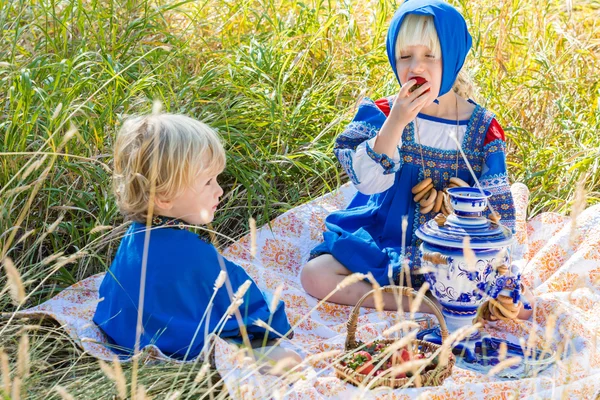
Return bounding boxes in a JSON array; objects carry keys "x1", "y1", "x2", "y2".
[{"x1": 112, "y1": 114, "x2": 226, "y2": 223}]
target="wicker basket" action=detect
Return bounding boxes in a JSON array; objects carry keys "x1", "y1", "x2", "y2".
[{"x1": 334, "y1": 285, "x2": 455, "y2": 389}]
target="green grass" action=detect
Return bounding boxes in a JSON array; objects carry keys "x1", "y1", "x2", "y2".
[{"x1": 0, "y1": 0, "x2": 598, "y2": 398}]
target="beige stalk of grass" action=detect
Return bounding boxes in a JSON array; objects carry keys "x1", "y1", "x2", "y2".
[
  {"x1": 304, "y1": 350, "x2": 341, "y2": 365},
  {"x1": 135, "y1": 385, "x2": 148, "y2": 400},
  {"x1": 463, "y1": 237, "x2": 477, "y2": 271},
  {"x1": 54, "y1": 386, "x2": 75, "y2": 400},
  {"x1": 336, "y1": 273, "x2": 367, "y2": 290},
  {"x1": 41, "y1": 252, "x2": 65, "y2": 266},
  {"x1": 544, "y1": 313, "x2": 557, "y2": 351},
  {"x1": 249, "y1": 217, "x2": 257, "y2": 258},
  {"x1": 526, "y1": 326, "x2": 540, "y2": 360},
  {"x1": 269, "y1": 356, "x2": 301, "y2": 376},
  {"x1": 447, "y1": 323, "x2": 482, "y2": 345},
  {"x1": 225, "y1": 299, "x2": 244, "y2": 316},
  {"x1": 382, "y1": 320, "x2": 420, "y2": 337},
  {"x1": 20, "y1": 159, "x2": 43, "y2": 181},
  {"x1": 214, "y1": 271, "x2": 227, "y2": 290},
  {"x1": 386, "y1": 358, "x2": 430, "y2": 376},
  {"x1": 499, "y1": 341, "x2": 508, "y2": 361},
  {"x1": 272, "y1": 388, "x2": 283, "y2": 400},
  {"x1": 1, "y1": 348, "x2": 10, "y2": 394},
  {"x1": 165, "y1": 390, "x2": 182, "y2": 400},
  {"x1": 51, "y1": 103, "x2": 63, "y2": 120},
  {"x1": 487, "y1": 356, "x2": 522, "y2": 375},
  {"x1": 10, "y1": 377, "x2": 21, "y2": 400},
  {"x1": 2, "y1": 257, "x2": 25, "y2": 305},
  {"x1": 262, "y1": 283, "x2": 285, "y2": 347},
  {"x1": 14, "y1": 229, "x2": 36, "y2": 246},
  {"x1": 381, "y1": 330, "x2": 418, "y2": 355},
  {"x1": 89, "y1": 225, "x2": 114, "y2": 234},
  {"x1": 234, "y1": 280, "x2": 252, "y2": 300},
  {"x1": 252, "y1": 319, "x2": 275, "y2": 333},
  {"x1": 16, "y1": 335, "x2": 29, "y2": 379},
  {"x1": 194, "y1": 363, "x2": 210, "y2": 383},
  {"x1": 50, "y1": 252, "x2": 88, "y2": 272},
  {"x1": 3, "y1": 184, "x2": 33, "y2": 198},
  {"x1": 270, "y1": 285, "x2": 284, "y2": 312},
  {"x1": 59, "y1": 124, "x2": 78, "y2": 147},
  {"x1": 98, "y1": 358, "x2": 127, "y2": 399},
  {"x1": 46, "y1": 214, "x2": 65, "y2": 234},
  {"x1": 365, "y1": 272, "x2": 384, "y2": 312},
  {"x1": 112, "y1": 356, "x2": 127, "y2": 399},
  {"x1": 409, "y1": 282, "x2": 430, "y2": 318},
  {"x1": 98, "y1": 359, "x2": 116, "y2": 380}
]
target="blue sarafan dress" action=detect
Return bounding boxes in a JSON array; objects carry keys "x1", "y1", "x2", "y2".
[
  {"x1": 93, "y1": 216, "x2": 291, "y2": 360},
  {"x1": 311, "y1": 96, "x2": 516, "y2": 287}
]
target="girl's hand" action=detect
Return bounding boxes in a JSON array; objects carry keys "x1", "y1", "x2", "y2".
[
  {"x1": 388, "y1": 79, "x2": 431, "y2": 129},
  {"x1": 372, "y1": 79, "x2": 431, "y2": 157}
]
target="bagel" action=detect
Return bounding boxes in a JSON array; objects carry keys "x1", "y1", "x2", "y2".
[
  {"x1": 491, "y1": 301, "x2": 520, "y2": 320},
  {"x1": 419, "y1": 188, "x2": 437, "y2": 208},
  {"x1": 440, "y1": 195, "x2": 450, "y2": 215},
  {"x1": 433, "y1": 190, "x2": 445, "y2": 213},
  {"x1": 420, "y1": 201, "x2": 435, "y2": 214},
  {"x1": 411, "y1": 177, "x2": 432, "y2": 194},
  {"x1": 449, "y1": 177, "x2": 469, "y2": 187},
  {"x1": 496, "y1": 295, "x2": 516, "y2": 306},
  {"x1": 413, "y1": 184, "x2": 433, "y2": 202}
]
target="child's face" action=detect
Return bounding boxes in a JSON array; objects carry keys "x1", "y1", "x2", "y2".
[
  {"x1": 396, "y1": 45, "x2": 442, "y2": 105},
  {"x1": 160, "y1": 170, "x2": 224, "y2": 225}
]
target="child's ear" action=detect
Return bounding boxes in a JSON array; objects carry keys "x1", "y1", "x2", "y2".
[{"x1": 154, "y1": 196, "x2": 173, "y2": 211}]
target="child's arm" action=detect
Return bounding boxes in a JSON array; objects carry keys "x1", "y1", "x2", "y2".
[
  {"x1": 479, "y1": 119, "x2": 516, "y2": 231},
  {"x1": 372, "y1": 79, "x2": 430, "y2": 156},
  {"x1": 334, "y1": 98, "x2": 402, "y2": 195}
]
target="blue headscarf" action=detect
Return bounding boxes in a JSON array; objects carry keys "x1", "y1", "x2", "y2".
[{"x1": 386, "y1": 0, "x2": 472, "y2": 98}]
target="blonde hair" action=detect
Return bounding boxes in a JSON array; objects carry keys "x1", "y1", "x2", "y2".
[
  {"x1": 113, "y1": 114, "x2": 226, "y2": 222},
  {"x1": 395, "y1": 14, "x2": 474, "y2": 99}
]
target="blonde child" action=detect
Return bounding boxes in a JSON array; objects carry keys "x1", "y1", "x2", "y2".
[
  {"x1": 94, "y1": 114, "x2": 300, "y2": 365},
  {"x1": 301, "y1": 0, "x2": 534, "y2": 318}
]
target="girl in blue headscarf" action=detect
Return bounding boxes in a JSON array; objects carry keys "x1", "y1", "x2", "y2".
[
  {"x1": 302, "y1": 0, "x2": 531, "y2": 319},
  {"x1": 93, "y1": 114, "x2": 300, "y2": 363}
]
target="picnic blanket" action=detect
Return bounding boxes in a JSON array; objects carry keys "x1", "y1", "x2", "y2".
[{"x1": 8, "y1": 183, "x2": 600, "y2": 399}]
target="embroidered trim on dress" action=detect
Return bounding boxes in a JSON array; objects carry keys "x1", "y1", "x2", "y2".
[
  {"x1": 151, "y1": 215, "x2": 189, "y2": 229},
  {"x1": 335, "y1": 149, "x2": 361, "y2": 185},
  {"x1": 365, "y1": 140, "x2": 400, "y2": 175}
]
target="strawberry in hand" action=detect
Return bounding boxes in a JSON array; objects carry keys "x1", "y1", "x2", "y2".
[{"x1": 408, "y1": 76, "x2": 430, "y2": 96}]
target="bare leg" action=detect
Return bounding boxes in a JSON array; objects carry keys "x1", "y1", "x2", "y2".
[{"x1": 300, "y1": 254, "x2": 439, "y2": 314}]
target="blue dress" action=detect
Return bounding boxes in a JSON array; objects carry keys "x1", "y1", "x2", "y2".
[
  {"x1": 311, "y1": 97, "x2": 516, "y2": 287},
  {"x1": 93, "y1": 216, "x2": 292, "y2": 360}
]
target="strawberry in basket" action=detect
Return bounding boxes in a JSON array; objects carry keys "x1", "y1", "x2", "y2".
[
  {"x1": 342, "y1": 340, "x2": 437, "y2": 378},
  {"x1": 334, "y1": 286, "x2": 455, "y2": 388},
  {"x1": 341, "y1": 350, "x2": 374, "y2": 375}
]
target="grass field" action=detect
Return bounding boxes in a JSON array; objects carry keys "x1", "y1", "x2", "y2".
[{"x1": 0, "y1": 0, "x2": 598, "y2": 398}]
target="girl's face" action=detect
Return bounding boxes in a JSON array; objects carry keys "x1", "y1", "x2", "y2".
[
  {"x1": 396, "y1": 45, "x2": 442, "y2": 105},
  {"x1": 159, "y1": 170, "x2": 224, "y2": 225}
]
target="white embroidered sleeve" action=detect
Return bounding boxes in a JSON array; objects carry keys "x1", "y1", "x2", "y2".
[{"x1": 351, "y1": 137, "x2": 402, "y2": 195}]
